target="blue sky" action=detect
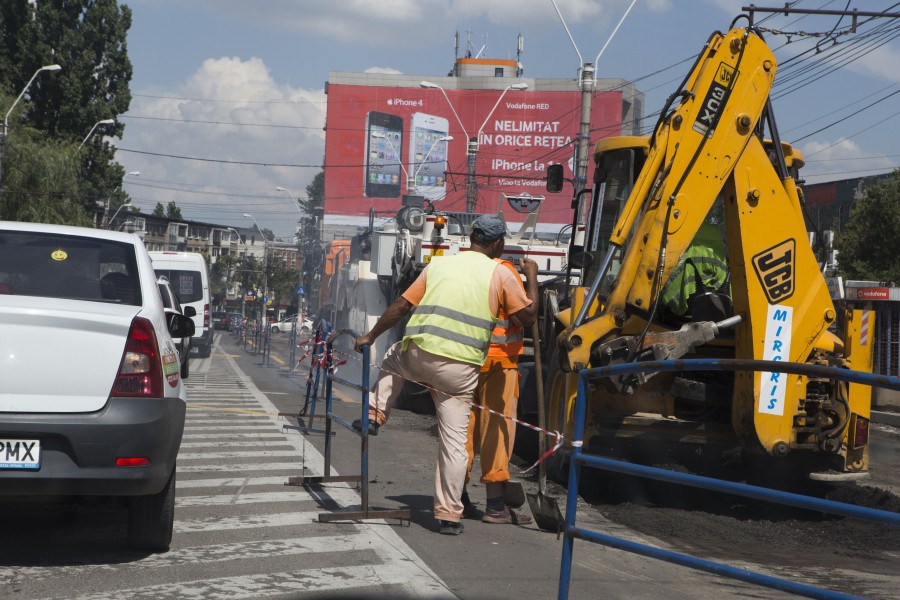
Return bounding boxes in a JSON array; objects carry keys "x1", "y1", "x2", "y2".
[{"x1": 117, "y1": 0, "x2": 900, "y2": 239}]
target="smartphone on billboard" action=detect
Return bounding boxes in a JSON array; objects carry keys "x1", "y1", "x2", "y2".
[
  {"x1": 364, "y1": 111, "x2": 404, "y2": 198},
  {"x1": 409, "y1": 113, "x2": 449, "y2": 201}
]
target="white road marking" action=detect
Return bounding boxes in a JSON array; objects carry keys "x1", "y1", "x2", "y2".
[
  {"x1": 4, "y1": 338, "x2": 450, "y2": 600},
  {"x1": 181, "y1": 432, "x2": 286, "y2": 440},
  {"x1": 70, "y1": 564, "x2": 455, "y2": 600}
]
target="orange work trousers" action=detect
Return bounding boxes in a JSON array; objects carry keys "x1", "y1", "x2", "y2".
[{"x1": 466, "y1": 361, "x2": 519, "y2": 484}]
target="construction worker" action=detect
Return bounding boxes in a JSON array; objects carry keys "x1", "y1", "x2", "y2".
[
  {"x1": 660, "y1": 219, "x2": 730, "y2": 320},
  {"x1": 463, "y1": 257, "x2": 538, "y2": 525},
  {"x1": 353, "y1": 215, "x2": 537, "y2": 535}
]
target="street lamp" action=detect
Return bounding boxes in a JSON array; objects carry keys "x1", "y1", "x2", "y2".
[
  {"x1": 108, "y1": 201, "x2": 132, "y2": 228},
  {"x1": 371, "y1": 132, "x2": 453, "y2": 194},
  {"x1": 79, "y1": 118, "x2": 115, "y2": 150},
  {"x1": 275, "y1": 186, "x2": 303, "y2": 216},
  {"x1": 223, "y1": 227, "x2": 247, "y2": 317},
  {"x1": 244, "y1": 213, "x2": 268, "y2": 318},
  {"x1": 420, "y1": 80, "x2": 527, "y2": 212},
  {"x1": 102, "y1": 170, "x2": 140, "y2": 227},
  {"x1": 0, "y1": 63, "x2": 63, "y2": 215},
  {"x1": 275, "y1": 186, "x2": 306, "y2": 315}
]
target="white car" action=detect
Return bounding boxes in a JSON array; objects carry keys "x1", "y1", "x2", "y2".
[
  {"x1": 0, "y1": 221, "x2": 195, "y2": 552},
  {"x1": 269, "y1": 315, "x2": 314, "y2": 335}
]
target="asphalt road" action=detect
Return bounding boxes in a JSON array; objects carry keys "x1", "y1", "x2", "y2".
[{"x1": 0, "y1": 329, "x2": 896, "y2": 599}]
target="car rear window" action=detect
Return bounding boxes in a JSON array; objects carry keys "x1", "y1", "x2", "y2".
[
  {"x1": 0, "y1": 230, "x2": 141, "y2": 305},
  {"x1": 153, "y1": 269, "x2": 202, "y2": 303}
]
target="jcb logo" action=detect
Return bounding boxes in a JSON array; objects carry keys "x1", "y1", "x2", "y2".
[
  {"x1": 692, "y1": 62, "x2": 739, "y2": 137},
  {"x1": 716, "y1": 63, "x2": 734, "y2": 85},
  {"x1": 752, "y1": 240, "x2": 795, "y2": 304}
]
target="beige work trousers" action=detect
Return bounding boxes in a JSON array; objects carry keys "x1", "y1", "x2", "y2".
[{"x1": 369, "y1": 340, "x2": 479, "y2": 523}]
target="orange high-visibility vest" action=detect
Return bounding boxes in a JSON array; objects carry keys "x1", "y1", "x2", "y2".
[{"x1": 483, "y1": 259, "x2": 525, "y2": 370}]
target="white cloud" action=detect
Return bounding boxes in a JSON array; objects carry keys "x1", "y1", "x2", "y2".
[
  {"x1": 200, "y1": 0, "x2": 671, "y2": 46},
  {"x1": 121, "y1": 56, "x2": 326, "y2": 237},
  {"x1": 364, "y1": 66, "x2": 405, "y2": 75},
  {"x1": 800, "y1": 138, "x2": 894, "y2": 184}
]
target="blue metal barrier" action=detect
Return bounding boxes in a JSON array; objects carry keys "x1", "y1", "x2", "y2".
[
  {"x1": 294, "y1": 321, "x2": 331, "y2": 424},
  {"x1": 285, "y1": 328, "x2": 411, "y2": 524},
  {"x1": 559, "y1": 358, "x2": 900, "y2": 600}
]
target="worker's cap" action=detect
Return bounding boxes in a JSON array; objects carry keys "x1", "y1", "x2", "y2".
[{"x1": 470, "y1": 215, "x2": 506, "y2": 242}]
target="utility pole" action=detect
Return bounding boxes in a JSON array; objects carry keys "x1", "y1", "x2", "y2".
[
  {"x1": 551, "y1": 0, "x2": 635, "y2": 226},
  {"x1": 574, "y1": 63, "x2": 595, "y2": 199},
  {"x1": 466, "y1": 137, "x2": 478, "y2": 213}
]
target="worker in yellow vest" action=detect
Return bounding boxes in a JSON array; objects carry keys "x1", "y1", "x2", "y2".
[
  {"x1": 463, "y1": 257, "x2": 538, "y2": 525},
  {"x1": 354, "y1": 215, "x2": 537, "y2": 535}
]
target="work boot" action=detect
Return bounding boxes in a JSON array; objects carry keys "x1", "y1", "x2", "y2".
[
  {"x1": 461, "y1": 496, "x2": 481, "y2": 519},
  {"x1": 482, "y1": 505, "x2": 533, "y2": 525},
  {"x1": 439, "y1": 520, "x2": 464, "y2": 535},
  {"x1": 351, "y1": 419, "x2": 379, "y2": 436}
]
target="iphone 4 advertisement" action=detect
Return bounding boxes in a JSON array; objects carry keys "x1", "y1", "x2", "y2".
[
  {"x1": 409, "y1": 113, "x2": 450, "y2": 201},
  {"x1": 364, "y1": 111, "x2": 404, "y2": 198}
]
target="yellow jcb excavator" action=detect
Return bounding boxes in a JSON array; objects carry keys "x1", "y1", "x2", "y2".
[{"x1": 545, "y1": 18, "x2": 872, "y2": 480}]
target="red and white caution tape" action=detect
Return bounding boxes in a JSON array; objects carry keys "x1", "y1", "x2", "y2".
[{"x1": 330, "y1": 345, "x2": 566, "y2": 471}]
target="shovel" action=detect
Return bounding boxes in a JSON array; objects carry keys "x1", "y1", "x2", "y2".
[{"x1": 526, "y1": 321, "x2": 564, "y2": 537}]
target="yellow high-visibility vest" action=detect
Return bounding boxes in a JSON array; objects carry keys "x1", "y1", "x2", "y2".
[{"x1": 403, "y1": 251, "x2": 498, "y2": 365}]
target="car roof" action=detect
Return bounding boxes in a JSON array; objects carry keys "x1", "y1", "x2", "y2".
[{"x1": 1, "y1": 220, "x2": 143, "y2": 244}]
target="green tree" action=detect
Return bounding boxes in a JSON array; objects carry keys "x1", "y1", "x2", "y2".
[
  {"x1": 166, "y1": 201, "x2": 182, "y2": 220},
  {"x1": 297, "y1": 169, "x2": 324, "y2": 242},
  {"x1": 0, "y1": 0, "x2": 133, "y2": 221},
  {"x1": 153, "y1": 202, "x2": 165, "y2": 217},
  {"x1": 209, "y1": 252, "x2": 241, "y2": 306},
  {"x1": 834, "y1": 170, "x2": 900, "y2": 283},
  {"x1": 2, "y1": 125, "x2": 92, "y2": 225}
]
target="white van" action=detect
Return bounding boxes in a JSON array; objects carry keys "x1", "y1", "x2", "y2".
[{"x1": 149, "y1": 251, "x2": 213, "y2": 358}]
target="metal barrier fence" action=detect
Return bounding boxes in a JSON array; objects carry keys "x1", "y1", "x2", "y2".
[
  {"x1": 286, "y1": 328, "x2": 411, "y2": 524},
  {"x1": 295, "y1": 321, "x2": 331, "y2": 425},
  {"x1": 560, "y1": 358, "x2": 900, "y2": 600}
]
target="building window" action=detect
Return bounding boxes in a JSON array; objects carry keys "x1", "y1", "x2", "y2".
[{"x1": 495, "y1": 67, "x2": 504, "y2": 77}]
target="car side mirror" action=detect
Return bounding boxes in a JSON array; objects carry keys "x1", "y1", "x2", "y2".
[
  {"x1": 546, "y1": 164, "x2": 566, "y2": 193},
  {"x1": 183, "y1": 306, "x2": 197, "y2": 318},
  {"x1": 169, "y1": 314, "x2": 195, "y2": 338},
  {"x1": 569, "y1": 250, "x2": 594, "y2": 270}
]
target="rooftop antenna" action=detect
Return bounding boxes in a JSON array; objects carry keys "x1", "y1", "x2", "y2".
[
  {"x1": 453, "y1": 30, "x2": 460, "y2": 75},
  {"x1": 476, "y1": 32, "x2": 487, "y2": 58},
  {"x1": 517, "y1": 33, "x2": 524, "y2": 76}
]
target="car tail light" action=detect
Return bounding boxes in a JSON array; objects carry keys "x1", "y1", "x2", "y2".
[
  {"x1": 116, "y1": 457, "x2": 150, "y2": 467},
  {"x1": 112, "y1": 317, "x2": 163, "y2": 397},
  {"x1": 203, "y1": 303, "x2": 210, "y2": 328},
  {"x1": 852, "y1": 415, "x2": 869, "y2": 449}
]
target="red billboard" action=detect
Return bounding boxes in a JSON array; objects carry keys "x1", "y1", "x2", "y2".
[{"x1": 324, "y1": 83, "x2": 623, "y2": 229}]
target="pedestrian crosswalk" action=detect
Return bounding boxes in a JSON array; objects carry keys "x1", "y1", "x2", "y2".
[
  {"x1": 0, "y1": 336, "x2": 455, "y2": 600},
  {"x1": 150, "y1": 339, "x2": 456, "y2": 599}
]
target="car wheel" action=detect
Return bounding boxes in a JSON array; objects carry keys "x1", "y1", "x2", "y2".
[
  {"x1": 271, "y1": 326, "x2": 280, "y2": 334},
  {"x1": 127, "y1": 467, "x2": 176, "y2": 552}
]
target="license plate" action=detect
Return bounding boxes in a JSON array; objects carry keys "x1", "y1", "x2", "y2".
[{"x1": 0, "y1": 439, "x2": 41, "y2": 469}]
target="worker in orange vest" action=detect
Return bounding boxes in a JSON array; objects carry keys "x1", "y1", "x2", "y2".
[{"x1": 463, "y1": 256, "x2": 538, "y2": 524}]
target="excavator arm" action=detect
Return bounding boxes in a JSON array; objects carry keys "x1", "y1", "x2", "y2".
[{"x1": 553, "y1": 22, "x2": 869, "y2": 473}]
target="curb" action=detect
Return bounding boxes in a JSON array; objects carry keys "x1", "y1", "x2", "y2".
[{"x1": 872, "y1": 410, "x2": 900, "y2": 428}]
